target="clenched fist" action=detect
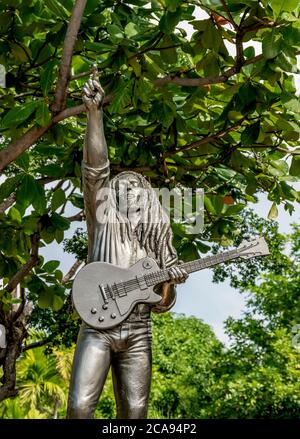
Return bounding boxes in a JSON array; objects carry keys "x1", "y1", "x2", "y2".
[{"x1": 82, "y1": 78, "x2": 105, "y2": 111}]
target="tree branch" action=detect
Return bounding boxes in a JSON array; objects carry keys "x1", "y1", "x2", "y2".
[
  {"x1": 52, "y1": 0, "x2": 88, "y2": 113},
  {"x1": 22, "y1": 337, "x2": 52, "y2": 352},
  {"x1": 163, "y1": 118, "x2": 246, "y2": 157},
  {"x1": 0, "y1": 124, "x2": 52, "y2": 173},
  {"x1": 154, "y1": 52, "x2": 256, "y2": 88},
  {"x1": 0, "y1": 193, "x2": 17, "y2": 215},
  {"x1": 66, "y1": 211, "x2": 85, "y2": 222},
  {"x1": 61, "y1": 260, "x2": 82, "y2": 284},
  {"x1": 220, "y1": 0, "x2": 238, "y2": 30},
  {"x1": 11, "y1": 287, "x2": 25, "y2": 323}
]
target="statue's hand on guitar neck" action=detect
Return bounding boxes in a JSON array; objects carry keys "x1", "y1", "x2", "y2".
[{"x1": 166, "y1": 266, "x2": 189, "y2": 285}]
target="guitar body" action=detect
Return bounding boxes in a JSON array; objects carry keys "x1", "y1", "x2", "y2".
[
  {"x1": 72, "y1": 257, "x2": 162, "y2": 330},
  {"x1": 72, "y1": 237, "x2": 270, "y2": 330}
]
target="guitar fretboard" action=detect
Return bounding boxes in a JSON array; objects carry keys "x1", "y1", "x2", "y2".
[{"x1": 144, "y1": 248, "x2": 239, "y2": 286}]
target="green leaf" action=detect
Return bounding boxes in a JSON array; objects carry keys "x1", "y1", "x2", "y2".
[
  {"x1": 15, "y1": 152, "x2": 30, "y2": 171},
  {"x1": 1, "y1": 102, "x2": 37, "y2": 128},
  {"x1": 16, "y1": 175, "x2": 35, "y2": 207},
  {"x1": 241, "y1": 121, "x2": 260, "y2": 146},
  {"x1": 51, "y1": 213, "x2": 70, "y2": 231},
  {"x1": 274, "y1": 52, "x2": 297, "y2": 73},
  {"x1": 38, "y1": 289, "x2": 52, "y2": 309},
  {"x1": 160, "y1": 35, "x2": 178, "y2": 64},
  {"x1": 204, "y1": 195, "x2": 224, "y2": 215},
  {"x1": 9, "y1": 42, "x2": 30, "y2": 62},
  {"x1": 161, "y1": 103, "x2": 175, "y2": 128},
  {"x1": 159, "y1": 9, "x2": 182, "y2": 34},
  {"x1": 283, "y1": 98, "x2": 300, "y2": 113},
  {"x1": 269, "y1": 160, "x2": 289, "y2": 177},
  {"x1": 179, "y1": 241, "x2": 200, "y2": 261},
  {"x1": 107, "y1": 24, "x2": 124, "y2": 43},
  {"x1": 16, "y1": 175, "x2": 46, "y2": 213},
  {"x1": 52, "y1": 294, "x2": 64, "y2": 311},
  {"x1": 40, "y1": 60, "x2": 58, "y2": 96},
  {"x1": 290, "y1": 157, "x2": 300, "y2": 177},
  {"x1": 282, "y1": 24, "x2": 300, "y2": 47},
  {"x1": 202, "y1": 52, "x2": 219, "y2": 77},
  {"x1": 69, "y1": 193, "x2": 84, "y2": 209},
  {"x1": 195, "y1": 241, "x2": 211, "y2": 254},
  {"x1": 268, "y1": 202, "x2": 278, "y2": 219},
  {"x1": 38, "y1": 285, "x2": 64, "y2": 310},
  {"x1": 44, "y1": 0, "x2": 69, "y2": 19},
  {"x1": 51, "y1": 188, "x2": 66, "y2": 211},
  {"x1": 165, "y1": 0, "x2": 181, "y2": 11},
  {"x1": 201, "y1": 20, "x2": 222, "y2": 52},
  {"x1": 43, "y1": 260, "x2": 60, "y2": 273},
  {"x1": 223, "y1": 203, "x2": 246, "y2": 216},
  {"x1": 36, "y1": 100, "x2": 51, "y2": 126},
  {"x1": 84, "y1": 41, "x2": 114, "y2": 52},
  {"x1": 55, "y1": 229, "x2": 64, "y2": 243},
  {"x1": 262, "y1": 30, "x2": 282, "y2": 59},
  {"x1": 108, "y1": 80, "x2": 132, "y2": 114},
  {"x1": 244, "y1": 46, "x2": 255, "y2": 59},
  {"x1": 0, "y1": 175, "x2": 24, "y2": 203},
  {"x1": 37, "y1": 164, "x2": 64, "y2": 177},
  {"x1": 124, "y1": 22, "x2": 139, "y2": 38},
  {"x1": 270, "y1": 0, "x2": 299, "y2": 17},
  {"x1": 8, "y1": 206, "x2": 22, "y2": 223}
]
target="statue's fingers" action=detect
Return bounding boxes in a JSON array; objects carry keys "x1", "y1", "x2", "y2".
[
  {"x1": 83, "y1": 85, "x2": 93, "y2": 96},
  {"x1": 93, "y1": 80, "x2": 104, "y2": 93},
  {"x1": 82, "y1": 95, "x2": 90, "y2": 107},
  {"x1": 83, "y1": 81, "x2": 93, "y2": 91},
  {"x1": 88, "y1": 78, "x2": 95, "y2": 91},
  {"x1": 94, "y1": 94, "x2": 101, "y2": 104},
  {"x1": 174, "y1": 266, "x2": 182, "y2": 277},
  {"x1": 182, "y1": 269, "x2": 189, "y2": 280},
  {"x1": 168, "y1": 268, "x2": 176, "y2": 280},
  {"x1": 180, "y1": 270, "x2": 188, "y2": 282}
]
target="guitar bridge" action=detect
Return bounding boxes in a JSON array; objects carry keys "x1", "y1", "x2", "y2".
[{"x1": 99, "y1": 284, "x2": 108, "y2": 303}]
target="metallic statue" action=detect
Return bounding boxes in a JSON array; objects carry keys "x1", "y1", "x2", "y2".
[{"x1": 66, "y1": 77, "x2": 188, "y2": 419}]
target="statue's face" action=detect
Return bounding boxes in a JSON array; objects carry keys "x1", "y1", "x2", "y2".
[{"x1": 115, "y1": 175, "x2": 144, "y2": 214}]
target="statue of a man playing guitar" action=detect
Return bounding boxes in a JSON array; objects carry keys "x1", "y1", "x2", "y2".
[{"x1": 66, "y1": 75, "x2": 188, "y2": 419}]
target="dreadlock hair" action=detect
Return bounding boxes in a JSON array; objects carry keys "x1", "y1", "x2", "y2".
[{"x1": 110, "y1": 171, "x2": 178, "y2": 268}]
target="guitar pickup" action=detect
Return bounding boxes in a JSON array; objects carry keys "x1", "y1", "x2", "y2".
[
  {"x1": 115, "y1": 282, "x2": 126, "y2": 297},
  {"x1": 99, "y1": 284, "x2": 108, "y2": 303},
  {"x1": 136, "y1": 276, "x2": 148, "y2": 291}
]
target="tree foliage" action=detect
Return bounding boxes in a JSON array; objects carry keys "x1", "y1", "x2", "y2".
[
  {"x1": 210, "y1": 213, "x2": 300, "y2": 418},
  {"x1": 0, "y1": 0, "x2": 299, "y2": 404}
]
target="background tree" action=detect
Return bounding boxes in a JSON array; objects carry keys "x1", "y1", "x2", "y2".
[
  {"x1": 208, "y1": 211, "x2": 300, "y2": 418},
  {"x1": 0, "y1": 0, "x2": 299, "y2": 403}
]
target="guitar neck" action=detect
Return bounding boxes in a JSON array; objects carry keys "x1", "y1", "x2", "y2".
[{"x1": 145, "y1": 249, "x2": 241, "y2": 286}]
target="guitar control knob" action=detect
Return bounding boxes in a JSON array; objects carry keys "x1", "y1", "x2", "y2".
[
  {"x1": 102, "y1": 304, "x2": 108, "y2": 310},
  {"x1": 111, "y1": 313, "x2": 116, "y2": 319},
  {"x1": 91, "y1": 307, "x2": 97, "y2": 314},
  {"x1": 142, "y1": 260, "x2": 152, "y2": 269},
  {"x1": 98, "y1": 316, "x2": 104, "y2": 322}
]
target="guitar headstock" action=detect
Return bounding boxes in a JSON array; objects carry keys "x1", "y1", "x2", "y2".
[{"x1": 237, "y1": 237, "x2": 270, "y2": 260}]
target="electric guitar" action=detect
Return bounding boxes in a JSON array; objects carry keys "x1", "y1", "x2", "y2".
[{"x1": 72, "y1": 237, "x2": 269, "y2": 329}]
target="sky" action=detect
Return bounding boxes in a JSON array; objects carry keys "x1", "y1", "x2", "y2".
[{"x1": 1, "y1": 6, "x2": 300, "y2": 346}]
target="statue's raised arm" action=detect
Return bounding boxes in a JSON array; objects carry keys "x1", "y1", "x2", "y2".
[
  {"x1": 81, "y1": 73, "x2": 110, "y2": 262},
  {"x1": 82, "y1": 75, "x2": 108, "y2": 167}
]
